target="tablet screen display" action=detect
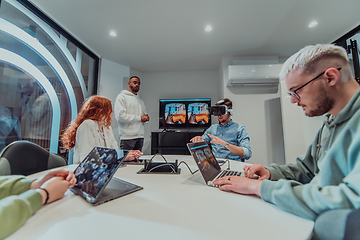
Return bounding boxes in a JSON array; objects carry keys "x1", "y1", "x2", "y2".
[{"x1": 72, "y1": 147, "x2": 128, "y2": 201}]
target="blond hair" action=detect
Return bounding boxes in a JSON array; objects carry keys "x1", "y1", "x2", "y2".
[{"x1": 279, "y1": 44, "x2": 351, "y2": 81}]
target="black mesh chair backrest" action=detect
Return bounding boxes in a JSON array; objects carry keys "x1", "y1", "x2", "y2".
[{"x1": 0, "y1": 140, "x2": 66, "y2": 176}]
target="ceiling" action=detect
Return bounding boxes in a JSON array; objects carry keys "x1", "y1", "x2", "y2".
[{"x1": 29, "y1": 0, "x2": 360, "y2": 72}]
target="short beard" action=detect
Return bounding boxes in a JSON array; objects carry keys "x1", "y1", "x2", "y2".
[
  {"x1": 306, "y1": 91, "x2": 334, "y2": 117},
  {"x1": 218, "y1": 114, "x2": 230, "y2": 124},
  {"x1": 219, "y1": 118, "x2": 226, "y2": 124},
  {"x1": 131, "y1": 87, "x2": 139, "y2": 93}
]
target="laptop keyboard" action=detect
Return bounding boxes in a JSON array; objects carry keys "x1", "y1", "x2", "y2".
[
  {"x1": 218, "y1": 170, "x2": 241, "y2": 178},
  {"x1": 212, "y1": 170, "x2": 241, "y2": 187}
]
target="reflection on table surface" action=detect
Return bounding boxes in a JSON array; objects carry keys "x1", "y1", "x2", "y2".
[{"x1": 8, "y1": 155, "x2": 314, "y2": 240}]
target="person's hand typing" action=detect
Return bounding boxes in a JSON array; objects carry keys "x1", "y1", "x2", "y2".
[
  {"x1": 213, "y1": 176, "x2": 262, "y2": 196},
  {"x1": 243, "y1": 164, "x2": 270, "y2": 180}
]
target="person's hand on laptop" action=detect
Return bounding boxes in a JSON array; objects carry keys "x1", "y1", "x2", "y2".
[
  {"x1": 124, "y1": 150, "x2": 143, "y2": 162},
  {"x1": 213, "y1": 176, "x2": 262, "y2": 197},
  {"x1": 190, "y1": 136, "x2": 204, "y2": 142},
  {"x1": 243, "y1": 164, "x2": 270, "y2": 180}
]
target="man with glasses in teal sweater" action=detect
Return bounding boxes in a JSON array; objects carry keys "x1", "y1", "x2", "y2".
[{"x1": 214, "y1": 44, "x2": 360, "y2": 239}]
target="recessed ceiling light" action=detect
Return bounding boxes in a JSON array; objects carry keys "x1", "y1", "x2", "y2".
[
  {"x1": 309, "y1": 21, "x2": 318, "y2": 28},
  {"x1": 109, "y1": 31, "x2": 116, "y2": 37},
  {"x1": 205, "y1": 25, "x2": 212, "y2": 32}
]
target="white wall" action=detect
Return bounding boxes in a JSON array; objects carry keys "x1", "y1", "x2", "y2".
[
  {"x1": 98, "y1": 58, "x2": 130, "y2": 142},
  {"x1": 219, "y1": 56, "x2": 285, "y2": 166},
  {"x1": 222, "y1": 85, "x2": 285, "y2": 166},
  {"x1": 140, "y1": 70, "x2": 219, "y2": 154}
]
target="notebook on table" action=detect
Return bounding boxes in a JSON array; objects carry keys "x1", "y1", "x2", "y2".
[
  {"x1": 70, "y1": 146, "x2": 143, "y2": 206},
  {"x1": 187, "y1": 141, "x2": 243, "y2": 187}
]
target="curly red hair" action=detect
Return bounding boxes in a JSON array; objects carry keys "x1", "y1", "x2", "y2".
[{"x1": 61, "y1": 95, "x2": 113, "y2": 150}]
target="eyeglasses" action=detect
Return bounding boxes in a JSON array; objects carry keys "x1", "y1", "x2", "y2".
[{"x1": 287, "y1": 67, "x2": 341, "y2": 99}]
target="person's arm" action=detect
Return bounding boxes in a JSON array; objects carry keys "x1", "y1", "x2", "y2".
[
  {"x1": 201, "y1": 127, "x2": 212, "y2": 142},
  {"x1": 0, "y1": 176, "x2": 42, "y2": 239},
  {"x1": 114, "y1": 94, "x2": 141, "y2": 123},
  {"x1": 204, "y1": 125, "x2": 252, "y2": 160},
  {"x1": 236, "y1": 127, "x2": 252, "y2": 160},
  {"x1": 262, "y1": 133, "x2": 360, "y2": 220},
  {"x1": 140, "y1": 100, "x2": 150, "y2": 123},
  {"x1": 265, "y1": 149, "x2": 316, "y2": 183},
  {"x1": 208, "y1": 134, "x2": 246, "y2": 158},
  {"x1": 0, "y1": 171, "x2": 76, "y2": 239},
  {"x1": 263, "y1": 125, "x2": 327, "y2": 182}
]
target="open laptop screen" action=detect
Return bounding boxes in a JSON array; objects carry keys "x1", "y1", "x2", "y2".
[
  {"x1": 187, "y1": 142, "x2": 221, "y2": 182},
  {"x1": 73, "y1": 147, "x2": 128, "y2": 202}
]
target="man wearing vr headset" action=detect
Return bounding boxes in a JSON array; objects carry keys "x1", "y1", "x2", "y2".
[{"x1": 190, "y1": 98, "x2": 252, "y2": 162}]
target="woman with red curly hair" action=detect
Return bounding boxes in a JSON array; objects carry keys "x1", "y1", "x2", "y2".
[{"x1": 62, "y1": 95, "x2": 141, "y2": 163}]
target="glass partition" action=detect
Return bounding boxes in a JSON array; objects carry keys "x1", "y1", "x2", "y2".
[{"x1": 0, "y1": 0, "x2": 99, "y2": 157}]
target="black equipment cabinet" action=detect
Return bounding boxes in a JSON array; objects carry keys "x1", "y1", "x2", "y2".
[{"x1": 151, "y1": 131, "x2": 204, "y2": 155}]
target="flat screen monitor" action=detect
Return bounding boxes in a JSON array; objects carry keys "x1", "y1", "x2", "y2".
[{"x1": 159, "y1": 98, "x2": 211, "y2": 129}]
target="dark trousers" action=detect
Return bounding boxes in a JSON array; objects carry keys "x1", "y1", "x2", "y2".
[{"x1": 120, "y1": 138, "x2": 144, "y2": 151}]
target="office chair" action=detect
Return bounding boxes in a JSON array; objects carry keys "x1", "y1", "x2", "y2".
[{"x1": 0, "y1": 140, "x2": 67, "y2": 176}]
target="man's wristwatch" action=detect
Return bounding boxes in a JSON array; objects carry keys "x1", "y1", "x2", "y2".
[{"x1": 224, "y1": 142, "x2": 229, "y2": 148}]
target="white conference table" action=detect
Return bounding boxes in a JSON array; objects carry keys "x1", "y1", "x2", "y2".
[{"x1": 8, "y1": 155, "x2": 314, "y2": 240}]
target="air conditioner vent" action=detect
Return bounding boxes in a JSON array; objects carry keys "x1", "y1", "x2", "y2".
[{"x1": 227, "y1": 64, "x2": 282, "y2": 87}]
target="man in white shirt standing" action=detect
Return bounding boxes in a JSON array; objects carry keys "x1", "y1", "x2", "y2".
[{"x1": 114, "y1": 76, "x2": 149, "y2": 151}]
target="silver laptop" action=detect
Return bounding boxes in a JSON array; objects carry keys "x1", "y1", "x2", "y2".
[
  {"x1": 70, "y1": 146, "x2": 143, "y2": 205},
  {"x1": 187, "y1": 141, "x2": 242, "y2": 187}
]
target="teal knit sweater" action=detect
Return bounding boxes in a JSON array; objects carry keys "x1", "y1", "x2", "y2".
[{"x1": 261, "y1": 88, "x2": 360, "y2": 220}]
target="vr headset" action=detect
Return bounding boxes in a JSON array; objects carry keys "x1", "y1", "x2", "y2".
[{"x1": 210, "y1": 105, "x2": 234, "y2": 116}]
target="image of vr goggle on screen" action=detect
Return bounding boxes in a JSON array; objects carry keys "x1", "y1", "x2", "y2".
[{"x1": 209, "y1": 105, "x2": 234, "y2": 116}]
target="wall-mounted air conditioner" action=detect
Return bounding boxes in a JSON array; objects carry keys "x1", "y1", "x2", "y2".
[{"x1": 227, "y1": 64, "x2": 282, "y2": 87}]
